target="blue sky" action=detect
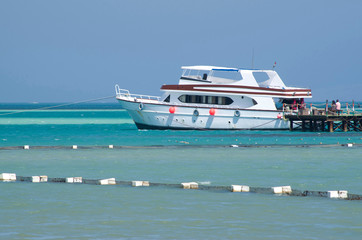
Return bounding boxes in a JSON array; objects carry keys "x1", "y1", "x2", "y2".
[{"x1": 0, "y1": 0, "x2": 361, "y2": 102}]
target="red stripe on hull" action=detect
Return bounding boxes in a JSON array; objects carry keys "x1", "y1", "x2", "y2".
[
  {"x1": 161, "y1": 85, "x2": 311, "y2": 97},
  {"x1": 161, "y1": 84, "x2": 311, "y2": 93}
]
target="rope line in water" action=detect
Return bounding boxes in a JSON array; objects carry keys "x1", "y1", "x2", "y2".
[
  {"x1": 0, "y1": 95, "x2": 116, "y2": 116},
  {"x1": 0, "y1": 143, "x2": 360, "y2": 150},
  {"x1": 2, "y1": 175, "x2": 360, "y2": 201}
]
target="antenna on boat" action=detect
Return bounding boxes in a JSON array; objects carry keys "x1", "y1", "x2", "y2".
[
  {"x1": 272, "y1": 61, "x2": 277, "y2": 69},
  {"x1": 251, "y1": 48, "x2": 255, "y2": 69}
]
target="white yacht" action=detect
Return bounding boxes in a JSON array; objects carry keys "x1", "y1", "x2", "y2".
[{"x1": 115, "y1": 65, "x2": 312, "y2": 130}]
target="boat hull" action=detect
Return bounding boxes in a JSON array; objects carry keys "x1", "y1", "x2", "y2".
[{"x1": 117, "y1": 99, "x2": 289, "y2": 130}]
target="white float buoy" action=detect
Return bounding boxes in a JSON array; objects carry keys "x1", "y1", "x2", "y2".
[
  {"x1": 32, "y1": 175, "x2": 47, "y2": 182},
  {"x1": 231, "y1": 185, "x2": 250, "y2": 192},
  {"x1": 328, "y1": 191, "x2": 339, "y2": 198},
  {"x1": 328, "y1": 190, "x2": 348, "y2": 199},
  {"x1": 32, "y1": 176, "x2": 40, "y2": 182},
  {"x1": 132, "y1": 181, "x2": 150, "y2": 187},
  {"x1": 24, "y1": 145, "x2": 30, "y2": 150},
  {"x1": 272, "y1": 186, "x2": 283, "y2": 194},
  {"x1": 181, "y1": 182, "x2": 198, "y2": 189},
  {"x1": 40, "y1": 175, "x2": 48, "y2": 182},
  {"x1": 98, "y1": 178, "x2": 116, "y2": 185},
  {"x1": 72, "y1": 145, "x2": 78, "y2": 149},
  {"x1": 347, "y1": 143, "x2": 353, "y2": 147},
  {"x1": 74, "y1": 177, "x2": 82, "y2": 183},
  {"x1": 0, "y1": 173, "x2": 16, "y2": 181},
  {"x1": 230, "y1": 145, "x2": 239, "y2": 148},
  {"x1": 272, "y1": 186, "x2": 292, "y2": 194},
  {"x1": 338, "y1": 190, "x2": 348, "y2": 198},
  {"x1": 66, "y1": 177, "x2": 83, "y2": 183},
  {"x1": 108, "y1": 145, "x2": 114, "y2": 149}
]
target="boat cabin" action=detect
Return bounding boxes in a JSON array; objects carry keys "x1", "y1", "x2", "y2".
[{"x1": 160, "y1": 65, "x2": 312, "y2": 111}]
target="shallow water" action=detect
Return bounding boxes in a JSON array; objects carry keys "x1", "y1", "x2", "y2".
[{"x1": 1, "y1": 105, "x2": 361, "y2": 239}]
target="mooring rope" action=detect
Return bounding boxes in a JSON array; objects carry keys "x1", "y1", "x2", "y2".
[
  {"x1": 0, "y1": 95, "x2": 116, "y2": 116},
  {"x1": 249, "y1": 118, "x2": 278, "y2": 129}
]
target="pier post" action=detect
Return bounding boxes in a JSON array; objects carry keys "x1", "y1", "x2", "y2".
[
  {"x1": 289, "y1": 120, "x2": 293, "y2": 131},
  {"x1": 313, "y1": 120, "x2": 317, "y2": 131},
  {"x1": 302, "y1": 120, "x2": 305, "y2": 131},
  {"x1": 343, "y1": 121, "x2": 348, "y2": 132},
  {"x1": 321, "y1": 121, "x2": 325, "y2": 132},
  {"x1": 310, "y1": 120, "x2": 313, "y2": 132},
  {"x1": 328, "y1": 121, "x2": 334, "y2": 132}
]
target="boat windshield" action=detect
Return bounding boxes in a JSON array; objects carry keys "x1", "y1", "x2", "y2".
[
  {"x1": 210, "y1": 69, "x2": 242, "y2": 81},
  {"x1": 182, "y1": 68, "x2": 242, "y2": 83},
  {"x1": 182, "y1": 69, "x2": 210, "y2": 81}
]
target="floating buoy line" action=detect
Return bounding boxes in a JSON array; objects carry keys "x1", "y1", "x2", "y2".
[
  {"x1": 0, "y1": 95, "x2": 116, "y2": 116},
  {"x1": 1, "y1": 173, "x2": 361, "y2": 201},
  {"x1": 0, "y1": 143, "x2": 359, "y2": 151}
]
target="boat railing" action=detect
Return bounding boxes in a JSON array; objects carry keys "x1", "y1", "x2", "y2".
[
  {"x1": 115, "y1": 85, "x2": 161, "y2": 101},
  {"x1": 282, "y1": 102, "x2": 361, "y2": 117}
]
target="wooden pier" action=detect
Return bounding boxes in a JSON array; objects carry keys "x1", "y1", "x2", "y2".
[{"x1": 285, "y1": 112, "x2": 362, "y2": 132}]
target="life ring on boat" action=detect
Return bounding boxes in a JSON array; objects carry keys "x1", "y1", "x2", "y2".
[
  {"x1": 209, "y1": 108, "x2": 215, "y2": 116},
  {"x1": 139, "y1": 103, "x2": 144, "y2": 110},
  {"x1": 277, "y1": 113, "x2": 282, "y2": 119},
  {"x1": 193, "y1": 109, "x2": 199, "y2": 116},
  {"x1": 234, "y1": 110, "x2": 240, "y2": 117}
]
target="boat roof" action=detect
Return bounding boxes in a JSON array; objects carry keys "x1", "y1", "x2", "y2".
[
  {"x1": 181, "y1": 65, "x2": 270, "y2": 72},
  {"x1": 182, "y1": 66, "x2": 239, "y2": 71}
]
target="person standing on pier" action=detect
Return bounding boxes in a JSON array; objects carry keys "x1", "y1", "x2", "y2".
[
  {"x1": 300, "y1": 98, "x2": 306, "y2": 109},
  {"x1": 336, "y1": 99, "x2": 341, "y2": 114}
]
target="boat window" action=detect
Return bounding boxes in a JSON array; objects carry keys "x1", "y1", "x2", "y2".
[
  {"x1": 179, "y1": 95, "x2": 186, "y2": 102},
  {"x1": 241, "y1": 96, "x2": 258, "y2": 107},
  {"x1": 178, "y1": 95, "x2": 233, "y2": 105},
  {"x1": 211, "y1": 70, "x2": 242, "y2": 81},
  {"x1": 163, "y1": 95, "x2": 170, "y2": 102},
  {"x1": 253, "y1": 72, "x2": 270, "y2": 87}
]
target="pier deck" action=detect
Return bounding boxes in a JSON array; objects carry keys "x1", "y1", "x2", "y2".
[{"x1": 285, "y1": 113, "x2": 362, "y2": 132}]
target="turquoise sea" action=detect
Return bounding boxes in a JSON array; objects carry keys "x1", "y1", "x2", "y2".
[{"x1": 1, "y1": 103, "x2": 361, "y2": 239}]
